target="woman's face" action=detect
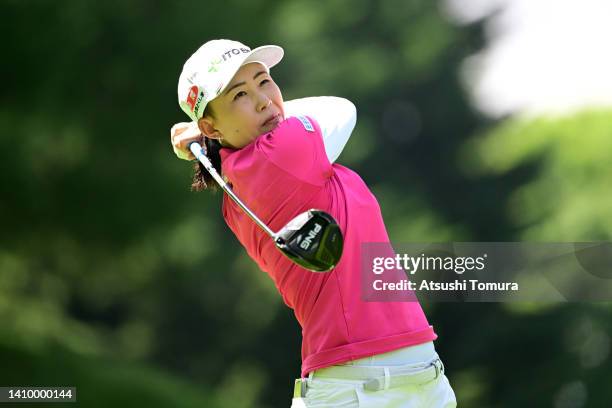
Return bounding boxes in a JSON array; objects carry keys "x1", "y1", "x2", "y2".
[{"x1": 199, "y1": 62, "x2": 285, "y2": 149}]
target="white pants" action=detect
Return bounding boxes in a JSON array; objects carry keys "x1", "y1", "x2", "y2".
[{"x1": 291, "y1": 342, "x2": 456, "y2": 408}]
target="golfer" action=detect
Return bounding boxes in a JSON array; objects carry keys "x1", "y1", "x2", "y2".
[{"x1": 171, "y1": 39, "x2": 456, "y2": 408}]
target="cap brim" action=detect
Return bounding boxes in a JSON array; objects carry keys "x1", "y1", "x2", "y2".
[{"x1": 242, "y1": 45, "x2": 284, "y2": 70}]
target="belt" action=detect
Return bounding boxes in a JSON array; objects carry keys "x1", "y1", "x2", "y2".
[{"x1": 294, "y1": 357, "x2": 444, "y2": 397}]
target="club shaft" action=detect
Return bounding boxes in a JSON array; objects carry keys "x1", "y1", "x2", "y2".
[{"x1": 189, "y1": 142, "x2": 277, "y2": 238}]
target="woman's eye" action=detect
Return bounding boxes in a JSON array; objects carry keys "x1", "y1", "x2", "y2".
[
  {"x1": 260, "y1": 79, "x2": 270, "y2": 86},
  {"x1": 233, "y1": 91, "x2": 247, "y2": 100}
]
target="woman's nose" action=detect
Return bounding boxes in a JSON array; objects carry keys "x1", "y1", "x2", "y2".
[{"x1": 257, "y1": 94, "x2": 272, "y2": 111}]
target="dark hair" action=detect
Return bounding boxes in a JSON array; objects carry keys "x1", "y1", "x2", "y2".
[{"x1": 191, "y1": 105, "x2": 222, "y2": 192}]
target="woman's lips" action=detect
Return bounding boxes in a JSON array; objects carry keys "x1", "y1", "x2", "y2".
[{"x1": 262, "y1": 114, "x2": 281, "y2": 128}]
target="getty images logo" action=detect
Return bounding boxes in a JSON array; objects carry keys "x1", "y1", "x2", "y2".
[{"x1": 299, "y1": 223, "x2": 322, "y2": 250}]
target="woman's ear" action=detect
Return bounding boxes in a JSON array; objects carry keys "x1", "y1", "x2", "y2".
[{"x1": 198, "y1": 116, "x2": 221, "y2": 140}]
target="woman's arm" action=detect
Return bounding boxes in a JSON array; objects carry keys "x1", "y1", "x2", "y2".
[
  {"x1": 283, "y1": 96, "x2": 356, "y2": 164},
  {"x1": 169, "y1": 97, "x2": 356, "y2": 162}
]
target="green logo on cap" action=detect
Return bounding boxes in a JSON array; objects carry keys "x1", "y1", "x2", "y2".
[{"x1": 209, "y1": 58, "x2": 222, "y2": 73}]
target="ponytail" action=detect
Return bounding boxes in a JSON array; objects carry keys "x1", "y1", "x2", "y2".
[{"x1": 191, "y1": 105, "x2": 223, "y2": 192}]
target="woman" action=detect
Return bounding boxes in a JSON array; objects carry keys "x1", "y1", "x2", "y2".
[{"x1": 171, "y1": 39, "x2": 456, "y2": 408}]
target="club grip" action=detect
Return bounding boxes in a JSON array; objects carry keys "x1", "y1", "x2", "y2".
[{"x1": 189, "y1": 142, "x2": 207, "y2": 161}]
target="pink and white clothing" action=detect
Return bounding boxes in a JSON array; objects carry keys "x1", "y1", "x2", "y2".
[{"x1": 219, "y1": 97, "x2": 437, "y2": 378}]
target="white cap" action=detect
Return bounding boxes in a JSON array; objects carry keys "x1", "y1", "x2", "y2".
[{"x1": 177, "y1": 39, "x2": 284, "y2": 121}]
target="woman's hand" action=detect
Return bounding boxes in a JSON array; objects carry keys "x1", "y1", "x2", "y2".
[{"x1": 170, "y1": 121, "x2": 203, "y2": 161}]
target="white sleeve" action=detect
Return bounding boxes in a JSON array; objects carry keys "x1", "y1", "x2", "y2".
[{"x1": 283, "y1": 96, "x2": 356, "y2": 163}]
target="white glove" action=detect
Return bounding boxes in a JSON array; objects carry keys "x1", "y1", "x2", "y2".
[{"x1": 170, "y1": 121, "x2": 203, "y2": 161}]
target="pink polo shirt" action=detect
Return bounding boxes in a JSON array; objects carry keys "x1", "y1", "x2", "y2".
[{"x1": 220, "y1": 116, "x2": 436, "y2": 377}]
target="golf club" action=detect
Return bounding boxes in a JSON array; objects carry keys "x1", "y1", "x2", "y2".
[{"x1": 189, "y1": 142, "x2": 344, "y2": 272}]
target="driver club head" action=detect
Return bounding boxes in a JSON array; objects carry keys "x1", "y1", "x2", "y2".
[{"x1": 274, "y1": 209, "x2": 344, "y2": 272}]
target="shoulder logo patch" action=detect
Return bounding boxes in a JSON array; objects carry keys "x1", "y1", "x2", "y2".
[{"x1": 296, "y1": 115, "x2": 314, "y2": 132}]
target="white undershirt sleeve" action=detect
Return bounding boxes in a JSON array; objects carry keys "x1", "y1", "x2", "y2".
[{"x1": 283, "y1": 96, "x2": 357, "y2": 163}]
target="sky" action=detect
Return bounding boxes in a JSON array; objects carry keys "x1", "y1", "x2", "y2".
[{"x1": 442, "y1": 0, "x2": 612, "y2": 118}]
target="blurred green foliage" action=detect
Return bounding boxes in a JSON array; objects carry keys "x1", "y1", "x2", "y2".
[
  {"x1": 1, "y1": 0, "x2": 611, "y2": 407},
  {"x1": 460, "y1": 110, "x2": 612, "y2": 240}
]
